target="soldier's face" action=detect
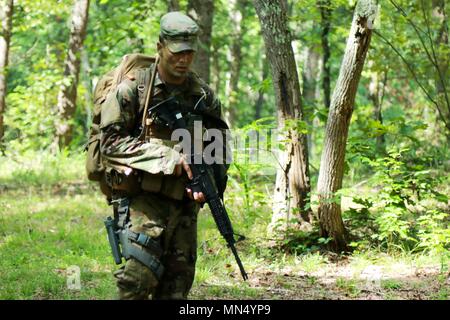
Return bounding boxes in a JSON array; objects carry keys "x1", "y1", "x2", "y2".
[{"x1": 158, "y1": 43, "x2": 195, "y2": 82}]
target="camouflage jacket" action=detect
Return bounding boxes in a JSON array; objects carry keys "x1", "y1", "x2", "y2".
[{"x1": 99, "y1": 64, "x2": 229, "y2": 193}]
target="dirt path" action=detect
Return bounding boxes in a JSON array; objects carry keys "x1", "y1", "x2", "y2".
[{"x1": 191, "y1": 258, "x2": 450, "y2": 300}]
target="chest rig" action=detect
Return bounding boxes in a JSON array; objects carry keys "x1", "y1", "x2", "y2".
[
  {"x1": 112, "y1": 65, "x2": 208, "y2": 202},
  {"x1": 135, "y1": 67, "x2": 208, "y2": 142}
]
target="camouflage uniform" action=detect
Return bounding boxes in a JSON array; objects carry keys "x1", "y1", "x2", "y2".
[{"x1": 99, "y1": 12, "x2": 228, "y2": 300}]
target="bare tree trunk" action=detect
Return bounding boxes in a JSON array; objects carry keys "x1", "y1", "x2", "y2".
[
  {"x1": 302, "y1": 47, "x2": 320, "y2": 107},
  {"x1": 432, "y1": 0, "x2": 449, "y2": 140},
  {"x1": 317, "y1": 0, "x2": 377, "y2": 252},
  {"x1": 187, "y1": 0, "x2": 214, "y2": 84},
  {"x1": 55, "y1": 0, "x2": 90, "y2": 148},
  {"x1": 211, "y1": 41, "x2": 221, "y2": 95},
  {"x1": 319, "y1": 0, "x2": 332, "y2": 109},
  {"x1": 368, "y1": 68, "x2": 387, "y2": 154},
  {"x1": 168, "y1": 0, "x2": 180, "y2": 11},
  {"x1": 224, "y1": 0, "x2": 248, "y2": 126},
  {"x1": 255, "y1": 56, "x2": 269, "y2": 120},
  {"x1": 302, "y1": 43, "x2": 320, "y2": 156},
  {"x1": 254, "y1": 0, "x2": 312, "y2": 241},
  {"x1": 81, "y1": 48, "x2": 93, "y2": 131},
  {"x1": 0, "y1": 0, "x2": 13, "y2": 143}
]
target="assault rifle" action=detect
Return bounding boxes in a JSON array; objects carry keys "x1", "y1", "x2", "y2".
[{"x1": 146, "y1": 97, "x2": 248, "y2": 281}]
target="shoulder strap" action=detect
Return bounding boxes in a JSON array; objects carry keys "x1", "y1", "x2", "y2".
[
  {"x1": 139, "y1": 55, "x2": 160, "y2": 141},
  {"x1": 135, "y1": 68, "x2": 149, "y2": 110},
  {"x1": 136, "y1": 67, "x2": 147, "y2": 89}
]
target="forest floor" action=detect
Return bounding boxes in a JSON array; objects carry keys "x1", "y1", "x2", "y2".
[
  {"x1": 0, "y1": 154, "x2": 448, "y2": 300},
  {"x1": 190, "y1": 253, "x2": 449, "y2": 300}
]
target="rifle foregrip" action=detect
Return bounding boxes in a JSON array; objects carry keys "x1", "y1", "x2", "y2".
[{"x1": 208, "y1": 197, "x2": 234, "y2": 237}]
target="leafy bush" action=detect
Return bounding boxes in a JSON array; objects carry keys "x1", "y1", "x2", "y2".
[{"x1": 345, "y1": 147, "x2": 449, "y2": 253}]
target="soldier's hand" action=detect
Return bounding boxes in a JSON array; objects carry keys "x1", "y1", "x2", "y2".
[
  {"x1": 186, "y1": 187, "x2": 206, "y2": 203},
  {"x1": 174, "y1": 154, "x2": 193, "y2": 179},
  {"x1": 175, "y1": 155, "x2": 205, "y2": 203}
]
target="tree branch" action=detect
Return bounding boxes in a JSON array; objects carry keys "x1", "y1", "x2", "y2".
[
  {"x1": 373, "y1": 29, "x2": 450, "y2": 131},
  {"x1": 420, "y1": 0, "x2": 450, "y2": 116},
  {"x1": 389, "y1": 1, "x2": 438, "y2": 69}
]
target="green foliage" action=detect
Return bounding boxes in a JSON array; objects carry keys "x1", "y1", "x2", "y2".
[
  {"x1": 0, "y1": 149, "x2": 84, "y2": 187},
  {"x1": 335, "y1": 277, "x2": 361, "y2": 298},
  {"x1": 344, "y1": 146, "x2": 449, "y2": 254},
  {"x1": 225, "y1": 117, "x2": 277, "y2": 227},
  {"x1": 381, "y1": 279, "x2": 403, "y2": 290},
  {"x1": 416, "y1": 210, "x2": 450, "y2": 255},
  {"x1": 5, "y1": 77, "x2": 59, "y2": 152},
  {"x1": 4, "y1": 0, "x2": 71, "y2": 151},
  {"x1": 281, "y1": 225, "x2": 333, "y2": 255}
]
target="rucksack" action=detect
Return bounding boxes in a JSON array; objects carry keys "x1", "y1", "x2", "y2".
[{"x1": 85, "y1": 53, "x2": 156, "y2": 182}]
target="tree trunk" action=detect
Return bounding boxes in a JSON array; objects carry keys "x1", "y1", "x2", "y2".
[
  {"x1": 0, "y1": 0, "x2": 13, "y2": 143},
  {"x1": 319, "y1": 0, "x2": 332, "y2": 109},
  {"x1": 254, "y1": 0, "x2": 312, "y2": 241},
  {"x1": 211, "y1": 41, "x2": 221, "y2": 96},
  {"x1": 55, "y1": 0, "x2": 90, "y2": 148},
  {"x1": 81, "y1": 48, "x2": 93, "y2": 132},
  {"x1": 224, "y1": 0, "x2": 248, "y2": 126},
  {"x1": 317, "y1": 0, "x2": 377, "y2": 252},
  {"x1": 368, "y1": 69, "x2": 387, "y2": 154},
  {"x1": 187, "y1": 0, "x2": 214, "y2": 84},
  {"x1": 302, "y1": 43, "x2": 320, "y2": 156},
  {"x1": 302, "y1": 46, "x2": 320, "y2": 107},
  {"x1": 432, "y1": 0, "x2": 449, "y2": 139},
  {"x1": 255, "y1": 56, "x2": 269, "y2": 120},
  {"x1": 168, "y1": 0, "x2": 180, "y2": 11}
]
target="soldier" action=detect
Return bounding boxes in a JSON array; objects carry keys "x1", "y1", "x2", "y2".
[{"x1": 99, "y1": 12, "x2": 228, "y2": 299}]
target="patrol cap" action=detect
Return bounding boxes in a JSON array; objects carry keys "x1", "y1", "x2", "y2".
[{"x1": 160, "y1": 12, "x2": 199, "y2": 53}]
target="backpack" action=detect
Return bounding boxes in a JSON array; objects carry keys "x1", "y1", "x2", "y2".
[{"x1": 85, "y1": 53, "x2": 156, "y2": 183}]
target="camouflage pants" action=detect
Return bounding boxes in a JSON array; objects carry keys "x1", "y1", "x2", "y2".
[{"x1": 113, "y1": 192, "x2": 200, "y2": 300}]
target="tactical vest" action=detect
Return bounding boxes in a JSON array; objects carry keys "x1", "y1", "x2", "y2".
[
  {"x1": 86, "y1": 54, "x2": 222, "y2": 201},
  {"x1": 135, "y1": 70, "x2": 208, "y2": 201},
  {"x1": 106, "y1": 67, "x2": 210, "y2": 201}
]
